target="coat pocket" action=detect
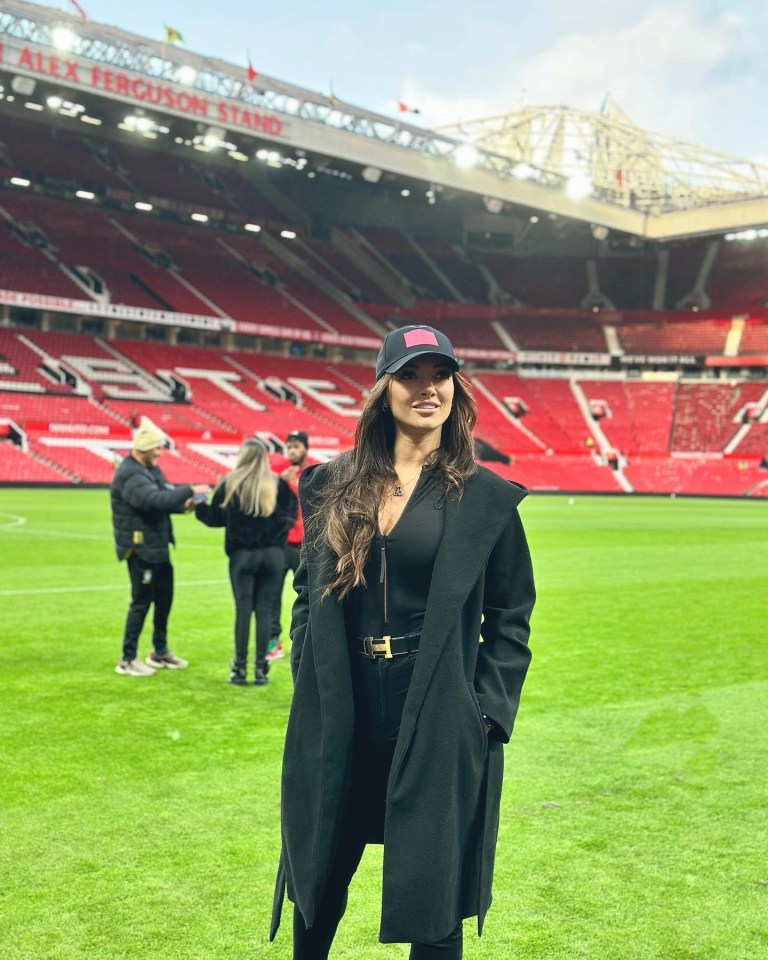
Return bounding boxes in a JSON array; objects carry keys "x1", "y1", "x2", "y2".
[{"x1": 466, "y1": 682, "x2": 489, "y2": 754}]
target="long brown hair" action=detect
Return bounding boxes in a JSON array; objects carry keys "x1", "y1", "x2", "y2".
[{"x1": 312, "y1": 371, "x2": 477, "y2": 599}]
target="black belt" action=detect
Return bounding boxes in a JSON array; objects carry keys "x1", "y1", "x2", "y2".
[{"x1": 359, "y1": 632, "x2": 420, "y2": 660}]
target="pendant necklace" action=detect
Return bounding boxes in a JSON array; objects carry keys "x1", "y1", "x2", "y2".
[{"x1": 392, "y1": 469, "x2": 421, "y2": 497}]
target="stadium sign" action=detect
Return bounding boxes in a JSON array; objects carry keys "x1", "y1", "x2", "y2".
[
  {"x1": 4, "y1": 43, "x2": 286, "y2": 138},
  {"x1": 517, "y1": 350, "x2": 611, "y2": 366},
  {"x1": 621, "y1": 354, "x2": 699, "y2": 365}
]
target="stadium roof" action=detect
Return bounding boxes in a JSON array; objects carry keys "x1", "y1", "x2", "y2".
[{"x1": 2, "y1": 0, "x2": 768, "y2": 242}]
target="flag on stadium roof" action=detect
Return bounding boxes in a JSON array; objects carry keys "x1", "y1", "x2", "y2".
[
  {"x1": 246, "y1": 60, "x2": 258, "y2": 84},
  {"x1": 69, "y1": 0, "x2": 88, "y2": 19},
  {"x1": 398, "y1": 100, "x2": 420, "y2": 115},
  {"x1": 164, "y1": 24, "x2": 184, "y2": 44},
  {"x1": 328, "y1": 88, "x2": 340, "y2": 109}
]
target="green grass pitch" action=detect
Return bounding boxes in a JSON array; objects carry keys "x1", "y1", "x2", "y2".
[{"x1": 0, "y1": 488, "x2": 766, "y2": 959}]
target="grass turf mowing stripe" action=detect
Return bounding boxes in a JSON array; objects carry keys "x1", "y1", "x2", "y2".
[{"x1": 0, "y1": 489, "x2": 766, "y2": 959}]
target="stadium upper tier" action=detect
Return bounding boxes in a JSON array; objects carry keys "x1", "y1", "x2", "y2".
[{"x1": 1, "y1": 113, "x2": 768, "y2": 336}]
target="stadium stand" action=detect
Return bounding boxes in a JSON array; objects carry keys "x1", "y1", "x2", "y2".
[
  {"x1": 2, "y1": 35, "x2": 768, "y2": 497},
  {"x1": 502, "y1": 315, "x2": 609, "y2": 353},
  {"x1": 579, "y1": 380, "x2": 676, "y2": 455},
  {"x1": 614, "y1": 318, "x2": 730, "y2": 356}
]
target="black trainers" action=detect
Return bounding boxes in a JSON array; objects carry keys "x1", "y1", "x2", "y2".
[
  {"x1": 254, "y1": 662, "x2": 269, "y2": 686},
  {"x1": 228, "y1": 661, "x2": 247, "y2": 686}
]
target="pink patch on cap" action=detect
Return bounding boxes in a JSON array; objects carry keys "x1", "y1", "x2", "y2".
[{"x1": 403, "y1": 329, "x2": 439, "y2": 348}]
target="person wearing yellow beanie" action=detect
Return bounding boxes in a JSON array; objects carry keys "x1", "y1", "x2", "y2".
[{"x1": 110, "y1": 416, "x2": 210, "y2": 676}]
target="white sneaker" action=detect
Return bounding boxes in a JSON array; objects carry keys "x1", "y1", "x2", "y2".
[{"x1": 115, "y1": 657, "x2": 156, "y2": 677}]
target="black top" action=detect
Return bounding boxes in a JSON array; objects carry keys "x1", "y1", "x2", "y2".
[
  {"x1": 195, "y1": 478, "x2": 297, "y2": 555},
  {"x1": 343, "y1": 469, "x2": 445, "y2": 639}
]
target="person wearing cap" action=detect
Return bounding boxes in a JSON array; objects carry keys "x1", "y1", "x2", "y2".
[
  {"x1": 195, "y1": 439, "x2": 297, "y2": 686},
  {"x1": 271, "y1": 325, "x2": 536, "y2": 958},
  {"x1": 267, "y1": 429, "x2": 313, "y2": 664},
  {"x1": 110, "y1": 416, "x2": 210, "y2": 677}
]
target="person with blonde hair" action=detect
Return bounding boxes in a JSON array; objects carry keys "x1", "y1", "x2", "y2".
[
  {"x1": 271, "y1": 326, "x2": 536, "y2": 959},
  {"x1": 196, "y1": 439, "x2": 297, "y2": 685}
]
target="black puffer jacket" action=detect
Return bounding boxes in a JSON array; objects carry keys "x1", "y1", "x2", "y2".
[
  {"x1": 110, "y1": 455, "x2": 192, "y2": 563},
  {"x1": 195, "y1": 478, "x2": 297, "y2": 555}
]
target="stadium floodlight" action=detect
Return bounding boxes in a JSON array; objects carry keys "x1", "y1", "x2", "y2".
[
  {"x1": 135, "y1": 202, "x2": 153, "y2": 212},
  {"x1": 530, "y1": 215, "x2": 539, "y2": 223},
  {"x1": 24, "y1": 102, "x2": 44, "y2": 111},
  {"x1": 75, "y1": 190, "x2": 96, "y2": 200},
  {"x1": 191, "y1": 213, "x2": 209, "y2": 223},
  {"x1": 280, "y1": 230, "x2": 297, "y2": 239},
  {"x1": 46, "y1": 96, "x2": 63, "y2": 110},
  {"x1": 244, "y1": 223, "x2": 262, "y2": 233},
  {"x1": 453, "y1": 144, "x2": 479, "y2": 169},
  {"x1": 483, "y1": 196, "x2": 504, "y2": 214},
  {"x1": 81, "y1": 116, "x2": 102, "y2": 126},
  {"x1": 11, "y1": 77, "x2": 35, "y2": 96},
  {"x1": 123, "y1": 115, "x2": 154, "y2": 133},
  {"x1": 565, "y1": 175, "x2": 594, "y2": 200},
  {"x1": 401, "y1": 189, "x2": 410, "y2": 197},
  {"x1": 177, "y1": 66, "x2": 197, "y2": 86},
  {"x1": 10, "y1": 177, "x2": 31, "y2": 188},
  {"x1": 228, "y1": 151, "x2": 249, "y2": 162},
  {"x1": 50, "y1": 26, "x2": 79, "y2": 52},
  {"x1": 591, "y1": 224, "x2": 609, "y2": 241},
  {"x1": 361, "y1": 167, "x2": 382, "y2": 184}
]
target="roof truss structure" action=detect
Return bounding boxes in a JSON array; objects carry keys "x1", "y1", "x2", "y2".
[{"x1": 2, "y1": 0, "x2": 768, "y2": 241}]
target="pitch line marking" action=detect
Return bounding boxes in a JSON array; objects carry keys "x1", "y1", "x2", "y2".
[
  {"x1": 0, "y1": 579, "x2": 229, "y2": 598},
  {"x1": 0, "y1": 512, "x2": 26, "y2": 529}
]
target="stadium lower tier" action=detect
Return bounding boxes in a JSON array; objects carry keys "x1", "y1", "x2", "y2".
[{"x1": 1, "y1": 379, "x2": 766, "y2": 496}]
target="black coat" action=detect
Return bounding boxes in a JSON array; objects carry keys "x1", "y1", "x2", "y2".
[
  {"x1": 110, "y1": 455, "x2": 192, "y2": 563},
  {"x1": 272, "y1": 462, "x2": 535, "y2": 944},
  {"x1": 195, "y1": 479, "x2": 297, "y2": 554}
]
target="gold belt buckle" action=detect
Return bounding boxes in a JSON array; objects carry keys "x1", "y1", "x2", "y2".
[{"x1": 364, "y1": 635, "x2": 393, "y2": 659}]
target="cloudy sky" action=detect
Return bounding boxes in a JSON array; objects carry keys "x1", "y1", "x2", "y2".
[{"x1": 72, "y1": 0, "x2": 768, "y2": 162}]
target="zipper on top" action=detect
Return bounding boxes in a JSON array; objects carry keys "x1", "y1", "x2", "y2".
[{"x1": 379, "y1": 535, "x2": 389, "y2": 629}]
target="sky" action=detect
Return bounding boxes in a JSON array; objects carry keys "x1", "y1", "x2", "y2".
[{"x1": 62, "y1": 0, "x2": 768, "y2": 163}]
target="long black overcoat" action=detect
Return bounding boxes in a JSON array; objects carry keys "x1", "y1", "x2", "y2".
[{"x1": 271, "y1": 462, "x2": 535, "y2": 944}]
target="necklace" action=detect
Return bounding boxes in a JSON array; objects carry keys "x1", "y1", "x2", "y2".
[{"x1": 391, "y1": 469, "x2": 421, "y2": 497}]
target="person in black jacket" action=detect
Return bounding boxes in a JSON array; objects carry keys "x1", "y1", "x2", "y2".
[
  {"x1": 111, "y1": 416, "x2": 210, "y2": 677},
  {"x1": 195, "y1": 438, "x2": 297, "y2": 686},
  {"x1": 271, "y1": 326, "x2": 535, "y2": 959}
]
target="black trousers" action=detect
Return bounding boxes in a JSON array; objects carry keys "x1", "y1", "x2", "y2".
[
  {"x1": 229, "y1": 546, "x2": 284, "y2": 667},
  {"x1": 270, "y1": 543, "x2": 302, "y2": 639},
  {"x1": 121, "y1": 555, "x2": 174, "y2": 661},
  {"x1": 292, "y1": 651, "x2": 464, "y2": 959}
]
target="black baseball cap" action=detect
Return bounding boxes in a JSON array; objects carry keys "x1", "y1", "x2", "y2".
[
  {"x1": 375, "y1": 325, "x2": 459, "y2": 380},
  {"x1": 286, "y1": 430, "x2": 309, "y2": 449}
]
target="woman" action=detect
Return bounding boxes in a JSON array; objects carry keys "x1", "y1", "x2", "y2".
[
  {"x1": 271, "y1": 325, "x2": 535, "y2": 958},
  {"x1": 196, "y1": 438, "x2": 297, "y2": 685}
]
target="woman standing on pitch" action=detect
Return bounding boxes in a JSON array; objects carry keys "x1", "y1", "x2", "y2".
[
  {"x1": 196, "y1": 439, "x2": 296, "y2": 685},
  {"x1": 271, "y1": 325, "x2": 536, "y2": 958}
]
